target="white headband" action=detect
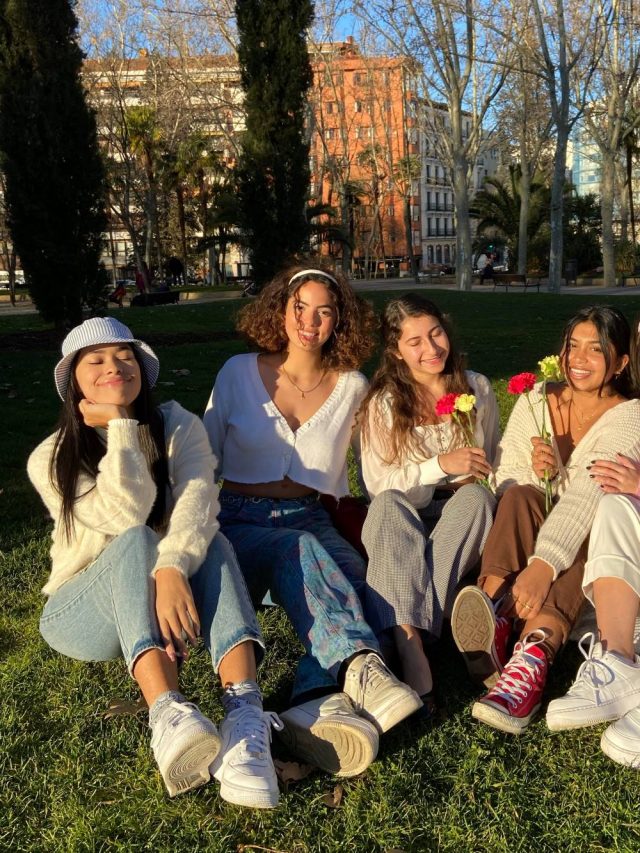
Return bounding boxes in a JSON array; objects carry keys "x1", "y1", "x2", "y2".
[{"x1": 287, "y1": 268, "x2": 339, "y2": 289}]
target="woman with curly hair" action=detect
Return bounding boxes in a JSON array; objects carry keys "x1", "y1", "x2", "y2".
[
  {"x1": 359, "y1": 294, "x2": 498, "y2": 713},
  {"x1": 203, "y1": 262, "x2": 422, "y2": 779}
]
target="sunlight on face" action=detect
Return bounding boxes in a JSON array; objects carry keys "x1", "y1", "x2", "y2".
[{"x1": 74, "y1": 343, "x2": 142, "y2": 409}]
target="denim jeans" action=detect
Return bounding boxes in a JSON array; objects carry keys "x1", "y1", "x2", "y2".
[
  {"x1": 218, "y1": 492, "x2": 377, "y2": 700},
  {"x1": 40, "y1": 525, "x2": 264, "y2": 674}
]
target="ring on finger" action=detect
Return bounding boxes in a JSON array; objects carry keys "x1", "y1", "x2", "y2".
[{"x1": 522, "y1": 602, "x2": 533, "y2": 609}]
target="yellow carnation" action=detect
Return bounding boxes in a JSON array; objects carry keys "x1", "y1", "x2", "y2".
[
  {"x1": 538, "y1": 355, "x2": 564, "y2": 382},
  {"x1": 455, "y1": 393, "x2": 476, "y2": 413}
]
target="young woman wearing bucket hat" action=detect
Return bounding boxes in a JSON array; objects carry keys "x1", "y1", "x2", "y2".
[{"x1": 28, "y1": 316, "x2": 281, "y2": 808}]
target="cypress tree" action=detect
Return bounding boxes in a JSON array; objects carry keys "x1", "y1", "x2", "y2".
[
  {"x1": 0, "y1": 0, "x2": 107, "y2": 330},
  {"x1": 236, "y1": 0, "x2": 314, "y2": 286}
]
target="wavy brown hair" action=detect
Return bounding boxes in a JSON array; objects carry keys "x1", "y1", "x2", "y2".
[
  {"x1": 236, "y1": 260, "x2": 376, "y2": 370},
  {"x1": 361, "y1": 294, "x2": 471, "y2": 464}
]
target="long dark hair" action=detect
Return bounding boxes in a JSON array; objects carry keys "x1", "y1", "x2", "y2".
[
  {"x1": 50, "y1": 346, "x2": 169, "y2": 541},
  {"x1": 361, "y1": 294, "x2": 470, "y2": 464},
  {"x1": 561, "y1": 305, "x2": 636, "y2": 399}
]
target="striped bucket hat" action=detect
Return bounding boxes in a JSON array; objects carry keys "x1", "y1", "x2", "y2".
[{"x1": 54, "y1": 316, "x2": 160, "y2": 400}]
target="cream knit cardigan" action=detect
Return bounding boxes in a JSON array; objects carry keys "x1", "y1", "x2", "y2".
[
  {"x1": 494, "y1": 384, "x2": 640, "y2": 580},
  {"x1": 28, "y1": 401, "x2": 220, "y2": 596}
]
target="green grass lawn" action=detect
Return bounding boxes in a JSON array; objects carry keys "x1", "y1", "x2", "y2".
[{"x1": 3, "y1": 291, "x2": 640, "y2": 852}]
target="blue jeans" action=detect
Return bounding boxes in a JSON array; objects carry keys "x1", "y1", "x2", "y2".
[
  {"x1": 40, "y1": 525, "x2": 264, "y2": 675},
  {"x1": 218, "y1": 492, "x2": 377, "y2": 700}
]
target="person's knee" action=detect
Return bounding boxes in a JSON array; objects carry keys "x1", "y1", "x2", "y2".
[
  {"x1": 364, "y1": 490, "x2": 409, "y2": 529},
  {"x1": 119, "y1": 524, "x2": 159, "y2": 546},
  {"x1": 114, "y1": 525, "x2": 159, "y2": 572},
  {"x1": 457, "y1": 483, "x2": 495, "y2": 516},
  {"x1": 498, "y1": 484, "x2": 536, "y2": 512}
]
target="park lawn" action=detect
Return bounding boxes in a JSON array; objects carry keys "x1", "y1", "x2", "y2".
[{"x1": 2, "y1": 290, "x2": 640, "y2": 852}]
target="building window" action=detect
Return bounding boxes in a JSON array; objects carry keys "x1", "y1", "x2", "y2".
[
  {"x1": 324, "y1": 128, "x2": 335, "y2": 140},
  {"x1": 387, "y1": 206, "x2": 395, "y2": 217},
  {"x1": 354, "y1": 100, "x2": 363, "y2": 113},
  {"x1": 354, "y1": 72, "x2": 365, "y2": 85},
  {"x1": 325, "y1": 102, "x2": 336, "y2": 114}
]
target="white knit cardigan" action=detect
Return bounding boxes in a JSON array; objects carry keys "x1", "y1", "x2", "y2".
[{"x1": 494, "y1": 384, "x2": 640, "y2": 579}]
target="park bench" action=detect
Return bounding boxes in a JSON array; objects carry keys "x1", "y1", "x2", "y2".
[
  {"x1": 130, "y1": 290, "x2": 180, "y2": 307},
  {"x1": 492, "y1": 272, "x2": 541, "y2": 293},
  {"x1": 622, "y1": 268, "x2": 640, "y2": 287}
]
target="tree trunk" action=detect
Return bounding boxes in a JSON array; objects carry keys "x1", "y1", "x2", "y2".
[
  {"x1": 628, "y1": 142, "x2": 637, "y2": 247},
  {"x1": 452, "y1": 155, "x2": 472, "y2": 291},
  {"x1": 176, "y1": 186, "x2": 188, "y2": 284},
  {"x1": 517, "y1": 155, "x2": 531, "y2": 275},
  {"x1": 548, "y1": 125, "x2": 569, "y2": 293},
  {"x1": 600, "y1": 151, "x2": 617, "y2": 288},
  {"x1": 403, "y1": 195, "x2": 418, "y2": 282},
  {"x1": 340, "y1": 190, "x2": 352, "y2": 274}
]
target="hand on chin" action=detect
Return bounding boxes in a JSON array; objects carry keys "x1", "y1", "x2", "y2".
[{"x1": 78, "y1": 398, "x2": 130, "y2": 428}]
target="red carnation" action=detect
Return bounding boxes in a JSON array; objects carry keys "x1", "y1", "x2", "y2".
[
  {"x1": 435, "y1": 392, "x2": 460, "y2": 416},
  {"x1": 507, "y1": 372, "x2": 537, "y2": 395}
]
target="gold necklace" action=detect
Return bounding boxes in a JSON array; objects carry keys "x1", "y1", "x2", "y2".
[
  {"x1": 281, "y1": 363, "x2": 326, "y2": 399},
  {"x1": 569, "y1": 393, "x2": 613, "y2": 428}
]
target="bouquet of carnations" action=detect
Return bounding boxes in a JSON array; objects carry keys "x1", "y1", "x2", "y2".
[{"x1": 434, "y1": 392, "x2": 493, "y2": 493}]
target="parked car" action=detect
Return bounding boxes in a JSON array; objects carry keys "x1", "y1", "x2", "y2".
[{"x1": 420, "y1": 264, "x2": 455, "y2": 277}]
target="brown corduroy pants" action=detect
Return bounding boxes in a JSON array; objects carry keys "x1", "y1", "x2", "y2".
[{"x1": 478, "y1": 485, "x2": 587, "y2": 655}]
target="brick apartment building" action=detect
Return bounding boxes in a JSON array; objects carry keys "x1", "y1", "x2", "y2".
[{"x1": 0, "y1": 42, "x2": 497, "y2": 279}]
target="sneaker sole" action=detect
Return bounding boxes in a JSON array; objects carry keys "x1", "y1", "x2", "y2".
[
  {"x1": 358, "y1": 689, "x2": 423, "y2": 734},
  {"x1": 451, "y1": 586, "x2": 502, "y2": 688},
  {"x1": 546, "y1": 690, "x2": 640, "y2": 732},
  {"x1": 600, "y1": 729, "x2": 640, "y2": 769},
  {"x1": 546, "y1": 708, "x2": 627, "y2": 732},
  {"x1": 278, "y1": 714, "x2": 378, "y2": 777},
  {"x1": 219, "y1": 778, "x2": 279, "y2": 809},
  {"x1": 163, "y1": 731, "x2": 221, "y2": 797},
  {"x1": 471, "y1": 700, "x2": 540, "y2": 735}
]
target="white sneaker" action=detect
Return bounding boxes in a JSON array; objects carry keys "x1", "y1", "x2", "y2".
[
  {"x1": 279, "y1": 693, "x2": 379, "y2": 777},
  {"x1": 546, "y1": 633, "x2": 640, "y2": 732},
  {"x1": 601, "y1": 706, "x2": 640, "y2": 768},
  {"x1": 210, "y1": 704, "x2": 282, "y2": 809},
  {"x1": 150, "y1": 700, "x2": 221, "y2": 797},
  {"x1": 343, "y1": 653, "x2": 422, "y2": 733}
]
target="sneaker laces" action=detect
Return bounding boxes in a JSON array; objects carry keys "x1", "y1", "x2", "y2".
[
  {"x1": 486, "y1": 631, "x2": 547, "y2": 710},
  {"x1": 226, "y1": 705, "x2": 283, "y2": 761},
  {"x1": 353, "y1": 654, "x2": 387, "y2": 708},
  {"x1": 569, "y1": 632, "x2": 617, "y2": 693}
]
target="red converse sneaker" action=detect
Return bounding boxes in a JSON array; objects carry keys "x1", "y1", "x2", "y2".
[
  {"x1": 471, "y1": 631, "x2": 548, "y2": 734},
  {"x1": 451, "y1": 586, "x2": 511, "y2": 687}
]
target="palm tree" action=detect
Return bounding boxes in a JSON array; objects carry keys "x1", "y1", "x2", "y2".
[
  {"x1": 470, "y1": 165, "x2": 547, "y2": 270},
  {"x1": 393, "y1": 154, "x2": 422, "y2": 282},
  {"x1": 161, "y1": 132, "x2": 210, "y2": 281},
  {"x1": 125, "y1": 106, "x2": 164, "y2": 276}
]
